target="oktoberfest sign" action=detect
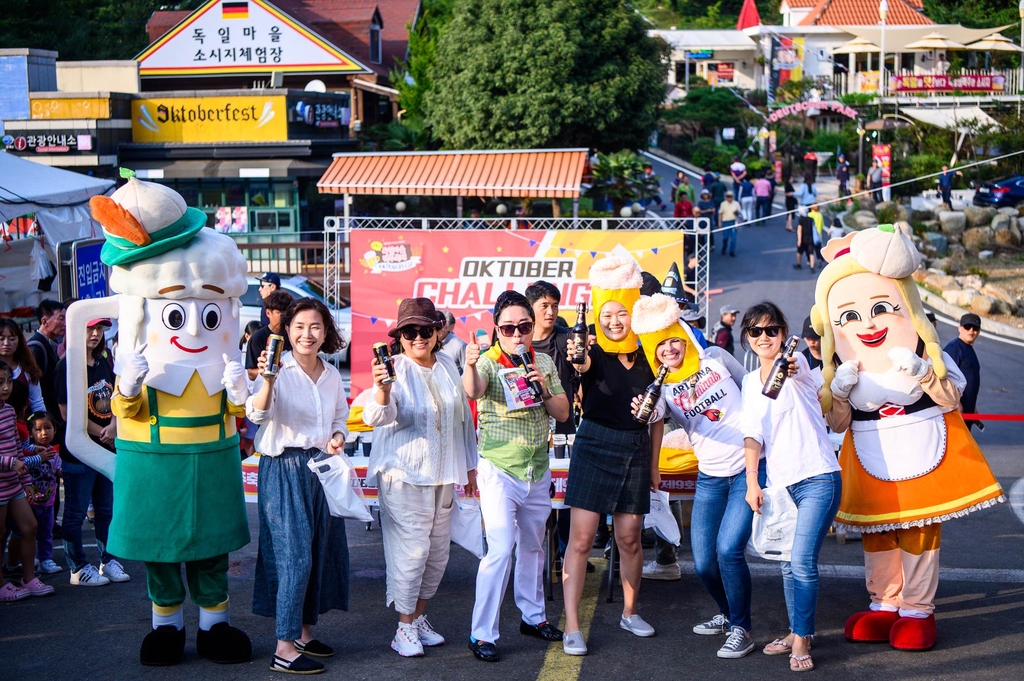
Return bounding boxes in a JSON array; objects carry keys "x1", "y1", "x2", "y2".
[{"x1": 767, "y1": 100, "x2": 859, "y2": 124}]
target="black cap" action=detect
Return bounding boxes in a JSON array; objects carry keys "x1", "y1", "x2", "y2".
[
  {"x1": 959, "y1": 313, "x2": 981, "y2": 328},
  {"x1": 640, "y1": 271, "x2": 661, "y2": 297},
  {"x1": 801, "y1": 316, "x2": 820, "y2": 340},
  {"x1": 260, "y1": 272, "x2": 281, "y2": 287}
]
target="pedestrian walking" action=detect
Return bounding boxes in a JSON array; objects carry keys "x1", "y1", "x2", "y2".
[
  {"x1": 937, "y1": 165, "x2": 962, "y2": 208},
  {"x1": 943, "y1": 313, "x2": 982, "y2": 431},
  {"x1": 784, "y1": 177, "x2": 797, "y2": 232},
  {"x1": 836, "y1": 154, "x2": 851, "y2": 197},
  {"x1": 794, "y1": 209, "x2": 817, "y2": 271},
  {"x1": 718, "y1": 190, "x2": 742, "y2": 257},
  {"x1": 738, "y1": 178, "x2": 755, "y2": 226},
  {"x1": 868, "y1": 160, "x2": 883, "y2": 202},
  {"x1": 729, "y1": 157, "x2": 747, "y2": 192},
  {"x1": 754, "y1": 174, "x2": 773, "y2": 221}
]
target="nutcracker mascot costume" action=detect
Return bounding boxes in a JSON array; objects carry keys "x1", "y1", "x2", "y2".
[
  {"x1": 811, "y1": 223, "x2": 1004, "y2": 650},
  {"x1": 65, "y1": 175, "x2": 253, "y2": 666}
]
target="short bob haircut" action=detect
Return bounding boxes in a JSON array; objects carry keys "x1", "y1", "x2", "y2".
[
  {"x1": 282, "y1": 297, "x2": 346, "y2": 355},
  {"x1": 739, "y1": 300, "x2": 790, "y2": 351}
]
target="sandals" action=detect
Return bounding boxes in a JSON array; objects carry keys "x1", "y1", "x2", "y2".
[
  {"x1": 763, "y1": 638, "x2": 793, "y2": 656},
  {"x1": 790, "y1": 653, "x2": 815, "y2": 672},
  {"x1": 0, "y1": 582, "x2": 30, "y2": 602}
]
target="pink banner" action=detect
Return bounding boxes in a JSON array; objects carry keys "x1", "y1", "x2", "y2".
[{"x1": 890, "y1": 74, "x2": 1005, "y2": 93}]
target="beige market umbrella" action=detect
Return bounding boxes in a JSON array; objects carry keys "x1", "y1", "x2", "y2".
[
  {"x1": 833, "y1": 37, "x2": 881, "y2": 54},
  {"x1": 966, "y1": 33, "x2": 1023, "y2": 53},
  {"x1": 903, "y1": 32, "x2": 968, "y2": 51}
]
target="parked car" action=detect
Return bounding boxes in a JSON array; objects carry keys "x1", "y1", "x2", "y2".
[
  {"x1": 973, "y1": 175, "x2": 1024, "y2": 209},
  {"x1": 239, "y1": 275, "x2": 351, "y2": 363}
]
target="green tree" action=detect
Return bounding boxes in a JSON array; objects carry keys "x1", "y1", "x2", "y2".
[
  {"x1": 391, "y1": 0, "x2": 456, "y2": 125},
  {"x1": 589, "y1": 150, "x2": 659, "y2": 214},
  {"x1": 661, "y1": 87, "x2": 751, "y2": 141},
  {"x1": 424, "y1": 0, "x2": 669, "y2": 152}
]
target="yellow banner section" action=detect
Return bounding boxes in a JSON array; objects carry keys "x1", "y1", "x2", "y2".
[
  {"x1": 31, "y1": 98, "x2": 111, "y2": 120},
  {"x1": 131, "y1": 95, "x2": 288, "y2": 143}
]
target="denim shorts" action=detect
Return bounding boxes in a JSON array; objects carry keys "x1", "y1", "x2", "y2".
[{"x1": 0, "y1": 490, "x2": 26, "y2": 506}]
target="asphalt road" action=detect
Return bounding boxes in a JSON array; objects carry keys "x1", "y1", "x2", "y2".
[{"x1": 3, "y1": 161, "x2": 1024, "y2": 679}]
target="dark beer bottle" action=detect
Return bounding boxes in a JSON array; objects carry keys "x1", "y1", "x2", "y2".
[
  {"x1": 634, "y1": 365, "x2": 669, "y2": 424},
  {"x1": 570, "y1": 302, "x2": 588, "y2": 365},
  {"x1": 762, "y1": 336, "x2": 801, "y2": 399}
]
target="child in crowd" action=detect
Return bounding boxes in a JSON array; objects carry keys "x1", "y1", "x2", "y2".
[
  {"x1": 0, "y1": 360, "x2": 54, "y2": 600},
  {"x1": 24, "y1": 412, "x2": 63, "y2": 575}
]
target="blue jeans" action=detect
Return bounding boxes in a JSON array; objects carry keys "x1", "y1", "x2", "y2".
[
  {"x1": 781, "y1": 472, "x2": 843, "y2": 637},
  {"x1": 691, "y1": 459, "x2": 766, "y2": 632},
  {"x1": 61, "y1": 461, "x2": 114, "y2": 573},
  {"x1": 721, "y1": 220, "x2": 737, "y2": 255},
  {"x1": 756, "y1": 196, "x2": 772, "y2": 219}
]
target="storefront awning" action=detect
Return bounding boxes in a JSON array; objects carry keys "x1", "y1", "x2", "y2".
[
  {"x1": 842, "y1": 24, "x2": 1013, "y2": 53},
  {"x1": 317, "y1": 149, "x2": 589, "y2": 198},
  {"x1": 131, "y1": 158, "x2": 330, "y2": 180},
  {"x1": 902, "y1": 106, "x2": 999, "y2": 133}
]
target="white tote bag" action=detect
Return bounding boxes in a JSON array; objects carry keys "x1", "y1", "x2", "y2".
[
  {"x1": 307, "y1": 452, "x2": 373, "y2": 523},
  {"x1": 644, "y1": 490, "x2": 681, "y2": 547},
  {"x1": 449, "y1": 498, "x2": 486, "y2": 559},
  {"x1": 747, "y1": 485, "x2": 798, "y2": 561}
]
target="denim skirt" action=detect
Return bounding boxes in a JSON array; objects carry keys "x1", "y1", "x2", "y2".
[
  {"x1": 565, "y1": 420, "x2": 651, "y2": 515},
  {"x1": 252, "y1": 447, "x2": 349, "y2": 641}
]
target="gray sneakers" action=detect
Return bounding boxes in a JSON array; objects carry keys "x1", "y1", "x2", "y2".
[
  {"x1": 717, "y1": 626, "x2": 755, "y2": 659},
  {"x1": 562, "y1": 631, "x2": 588, "y2": 656},
  {"x1": 693, "y1": 613, "x2": 730, "y2": 636},
  {"x1": 620, "y1": 615, "x2": 656, "y2": 638}
]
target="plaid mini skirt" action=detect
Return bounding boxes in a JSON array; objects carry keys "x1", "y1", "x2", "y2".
[{"x1": 565, "y1": 420, "x2": 651, "y2": 515}]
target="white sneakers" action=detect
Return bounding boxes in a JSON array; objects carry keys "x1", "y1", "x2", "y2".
[
  {"x1": 412, "y1": 615, "x2": 445, "y2": 647},
  {"x1": 70, "y1": 564, "x2": 109, "y2": 586},
  {"x1": 641, "y1": 560, "x2": 681, "y2": 581},
  {"x1": 100, "y1": 560, "x2": 131, "y2": 583},
  {"x1": 391, "y1": 623, "x2": 424, "y2": 657},
  {"x1": 620, "y1": 615, "x2": 656, "y2": 637},
  {"x1": 563, "y1": 631, "x2": 588, "y2": 656},
  {"x1": 38, "y1": 559, "x2": 63, "y2": 575}
]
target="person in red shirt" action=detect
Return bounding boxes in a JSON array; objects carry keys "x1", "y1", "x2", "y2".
[{"x1": 674, "y1": 197, "x2": 693, "y2": 218}]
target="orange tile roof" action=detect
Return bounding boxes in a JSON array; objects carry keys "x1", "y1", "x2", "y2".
[
  {"x1": 798, "y1": 0, "x2": 934, "y2": 26},
  {"x1": 785, "y1": 0, "x2": 820, "y2": 8},
  {"x1": 318, "y1": 149, "x2": 589, "y2": 198}
]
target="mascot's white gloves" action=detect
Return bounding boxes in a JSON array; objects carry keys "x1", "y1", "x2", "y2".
[
  {"x1": 222, "y1": 354, "x2": 250, "y2": 405},
  {"x1": 831, "y1": 359, "x2": 860, "y2": 399},
  {"x1": 117, "y1": 345, "x2": 149, "y2": 398},
  {"x1": 889, "y1": 346, "x2": 929, "y2": 381}
]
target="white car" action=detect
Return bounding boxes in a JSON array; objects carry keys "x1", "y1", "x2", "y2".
[{"x1": 239, "y1": 275, "x2": 351, "y2": 364}]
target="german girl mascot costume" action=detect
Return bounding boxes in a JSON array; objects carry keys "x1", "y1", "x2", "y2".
[
  {"x1": 65, "y1": 176, "x2": 252, "y2": 666},
  {"x1": 811, "y1": 224, "x2": 1004, "y2": 651}
]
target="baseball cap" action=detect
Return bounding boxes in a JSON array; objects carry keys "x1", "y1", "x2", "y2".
[
  {"x1": 720, "y1": 304, "x2": 739, "y2": 316},
  {"x1": 700, "y1": 188, "x2": 710, "y2": 196},
  {"x1": 959, "y1": 313, "x2": 981, "y2": 329},
  {"x1": 680, "y1": 307, "x2": 705, "y2": 324},
  {"x1": 87, "y1": 318, "x2": 112, "y2": 328},
  {"x1": 801, "y1": 316, "x2": 820, "y2": 340},
  {"x1": 259, "y1": 272, "x2": 281, "y2": 287}
]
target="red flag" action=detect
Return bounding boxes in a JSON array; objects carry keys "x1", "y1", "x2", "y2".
[{"x1": 736, "y1": 0, "x2": 762, "y2": 30}]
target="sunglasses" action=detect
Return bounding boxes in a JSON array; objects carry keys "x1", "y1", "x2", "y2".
[
  {"x1": 962, "y1": 324, "x2": 980, "y2": 332},
  {"x1": 746, "y1": 325, "x2": 782, "y2": 338},
  {"x1": 497, "y1": 321, "x2": 535, "y2": 337},
  {"x1": 399, "y1": 326, "x2": 436, "y2": 341}
]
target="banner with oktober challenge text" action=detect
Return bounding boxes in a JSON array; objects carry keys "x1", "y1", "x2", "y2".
[{"x1": 349, "y1": 229, "x2": 684, "y2": 399}]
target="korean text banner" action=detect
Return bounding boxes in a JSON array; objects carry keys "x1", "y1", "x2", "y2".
[
  {"x1": 348, "y1": 229, "x2": 685, "y2": 400},
  {"x1": 131, "y1": 96, "x2": 288, "y2": 143}
]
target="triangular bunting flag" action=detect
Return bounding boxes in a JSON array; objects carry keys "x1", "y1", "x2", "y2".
[
  {"x1": 370, "y1": 317, "x2": 377, "y2": 324},
  {"x1": 460, "y1": 316, "x2": 467, "y2": 323},
  {"x1": 529, "y1": 240, "x2": 537, "y2": 247},
  {"x1": 559, "y1": 248, "x2": 566, "y2": 255},
  {"x1": 590, "y1": 251, "x2": 597, "y2": 258},
  {"x1": 652, "y1": 248, "x2": 659, "y2": 255}
]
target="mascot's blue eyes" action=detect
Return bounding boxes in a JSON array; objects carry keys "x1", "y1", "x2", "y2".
[
  {"x1": 162, "y1": 304, "x2": 186, "y2": 330},
  {"x1": 203, "y1": 304, "x2": 222, "y2": 331}
]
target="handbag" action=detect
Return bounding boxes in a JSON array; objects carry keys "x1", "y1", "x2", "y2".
[
  {"x1": 449, "y1": 497, "x2": 486, "y2": 558},
  {"x1": 306, "y1": 452, "x2": 373, "y2": 523},
  {"x1": 746, "y1": 485, "x2": 798, "y2": 561},
  {"x1": 643, "y1": 490, "x2": 681, "y2": 547}
]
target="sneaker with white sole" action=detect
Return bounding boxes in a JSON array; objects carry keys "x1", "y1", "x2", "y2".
[
  {"x1": 620, "y1": 614, "x2": 656, "y2": 638},
  {"x1": 20, "y1": 577, "x2": 55, "y2": 597},
  {"x1": 391, "y1": 623, "x2": 425, "y2": 657},
  {"x1": 38, "y1": 559, "x2": 63, "y2": 575},
  {"x1": 70, "y1": 564, "x2": 109, "y2": 587},
  {"x1": 641, "y1": 560, "x2": 681, "y2": 581},
  {"x1": 412, "y1": 615, "x2": 445, "y2": 646},
  {"x1": 562, "y1": 631, "x2": 588, "y2": 656},
  {"x1": 100, "y1": 560, "x2": 130, "y2": 583},
  {"x1": 718, "y1": 626, "x2": 755, "y2": 658},
  {"x1": 693, "y1": 613, "x2": 730, "y2": 636}
]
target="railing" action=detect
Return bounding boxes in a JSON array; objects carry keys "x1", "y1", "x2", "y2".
[
  {"x1": 827, "y1": 68, "x2": 1021, "y2": 97},
  {"x1": 340, "y1": 216, "x2": 701, "y2": 230},
  {"x1": 229, "y1": 231, "x2": 339, "y2": 285}
]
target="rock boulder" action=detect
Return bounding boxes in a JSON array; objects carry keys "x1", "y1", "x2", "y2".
[
  {"x1": 962, "y1": 227, "x2": 994, "y2": 253},
  {"x1": 971, "y1": 294, "x2": 1004, "y2": 316},
  {"x1": 921, "y1": 232, "x2": 948, "y2": 257},
  {"x1": 938, "y1": 211, "x2": 966, "y2": 240},
  {"x1": 852, "y1": 210, "x2": 879, "y2": 230},
  {"x1": 963, "y1": 205, "x2": 996, "y2": 228}
]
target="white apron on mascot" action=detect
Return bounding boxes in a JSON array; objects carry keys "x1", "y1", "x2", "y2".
[
  {"x1": 65, "y1": 176, "x2": 253, "y2": 666},
  {"x1": 811, "y1": 224, "x2": 1004, "y2": 651}
]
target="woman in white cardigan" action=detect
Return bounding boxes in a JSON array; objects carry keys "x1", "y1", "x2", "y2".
[{"x1": 363, "y1": 298, "x2": 478, "y2": 659}]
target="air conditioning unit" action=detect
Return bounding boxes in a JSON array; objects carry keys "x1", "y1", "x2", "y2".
[{"x1": 324, "y1": 215, "x2": 341, "y2": 230}]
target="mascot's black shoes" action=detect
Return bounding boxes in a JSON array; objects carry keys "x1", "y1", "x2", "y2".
[
  {"x1": 140, "y1": 625, "x2": 186, "y2": 666},
  {"x1": 196, "y1": 622, "x2": 253, "y2": 664}
]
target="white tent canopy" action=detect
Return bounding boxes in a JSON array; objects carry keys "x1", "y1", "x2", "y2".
[
  {"x1": 902, "y1": 106, "x2": 999, "y2": 133},
  {"x1": 0, "y1": 151, "x2": 114, "y2": 222}
]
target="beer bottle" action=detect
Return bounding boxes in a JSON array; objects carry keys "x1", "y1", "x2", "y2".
[
  {"x1": 634, "y1": 365, "x2": 669, "y2": 425},
  {"x1": 373, "y1": 342, "x2": 397, "y2": 384},
  {"x1": 570, "y1": 303, "x2": 588, "y2": 364},
  {"x1": 762, "y1": 336, "x2": 800, "y2": 399}
]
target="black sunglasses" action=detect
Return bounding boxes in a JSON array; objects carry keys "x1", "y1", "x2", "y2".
[
  {"x1": 746, "y1": 325, "x2": 782, "y2": 338},
  {"x1": 497, "y1": 321, "x2": 535, "y2": 337},
  {"x1": 962, "y1": 324, "x2": 980, "y2": 332},
  {"x1": 399, "y1": 326, "x2": 436, "y2": 341}
]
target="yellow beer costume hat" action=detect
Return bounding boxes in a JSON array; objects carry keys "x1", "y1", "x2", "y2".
[
  {"x1": 660, "y1": 426, "x2": 698, "y2": 475},
  {"x1": 632, "y1": 293, "x2": 703, "y2": 383},
  {"x1": 589, "y1": 255, "x2": 643, "y2": 353}
]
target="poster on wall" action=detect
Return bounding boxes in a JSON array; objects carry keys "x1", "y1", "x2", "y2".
[
  {"x1": 348, "y1": 230, "x2": 686, "y2": 399},
  {"x1": 214, "y1": 206, "x2": 249, "y2": 233},
  {"x1": 769, "y1": 35, "x2": 804, "y2": 103}
]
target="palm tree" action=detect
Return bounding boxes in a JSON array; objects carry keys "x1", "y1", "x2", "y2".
[{"x1": 590, "y1": 150, "x2": 660, "y2": 215}]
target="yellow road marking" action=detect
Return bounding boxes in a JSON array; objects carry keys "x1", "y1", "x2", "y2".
[{"x1": 536, "y1": 558, "x2": 606, "y2": 681}]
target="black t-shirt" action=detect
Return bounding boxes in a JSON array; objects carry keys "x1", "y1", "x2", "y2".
[
  {"x1": 798, "y1": 215, "x2": 815, "y2": 243},
  {"x1": 944, "y1": 337, "x2": 980, "y2": 413},
  {"x1": 54, "y1": 355, "x2": 116, "y2": 463},
  {"x1": 581, "y1": 346, "x2": 655, "y2": 432},
  {"x1": 245, "y1": 325, "x2": 274, "y2": 370},
  {"x1": 801, "y1": 347, "x2": 823, "y2": 371},
  {"x1": 27, "y1": 331, "x2": 62, "y2": 424},
  {"x1": 531, "y1": 327, "x2": 576, "y2": 434}
]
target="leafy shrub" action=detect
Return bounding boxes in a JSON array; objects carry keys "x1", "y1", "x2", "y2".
[{"x1": 876, "y1": 202, "x2": 899, "y2": 224}]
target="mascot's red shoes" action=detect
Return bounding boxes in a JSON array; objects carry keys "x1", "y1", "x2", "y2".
[
  {"x1": 844, "y1": 610, "x2": 901, "y2": 642},
  {"x1": 889, "y1": 614, "x2": 937, "y2": 651}
]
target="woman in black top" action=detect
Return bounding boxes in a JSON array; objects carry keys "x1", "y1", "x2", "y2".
[
  {"x1": 559, "y1": 256, "x2": 661, "y2": 656},
  {"x1": 784, "y1": 177, "x2": 798, "y2": 232}
]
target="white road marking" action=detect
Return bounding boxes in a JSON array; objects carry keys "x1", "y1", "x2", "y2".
[{"x1": 1008, "y1": 476, "x2": 1024, "y2": 527}]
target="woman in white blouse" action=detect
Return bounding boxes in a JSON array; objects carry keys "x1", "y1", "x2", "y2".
[
  {"x1": 247, "y1": 298, "x2": 350, "y2": 676},
  {"x1": 739, "y1": 301, "x2": 841, "y2": 673},
  {"x1": 363, "y1": 298, "x2": 478, "y2": 658}
]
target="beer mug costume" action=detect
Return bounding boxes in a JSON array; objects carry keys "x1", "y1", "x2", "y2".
[
  {"x1": 811, "y1": 224, "x2": 1004, "y2": 651},
  {"x1": 65, "y1": 177, "x2": 252, "y2": 666}
]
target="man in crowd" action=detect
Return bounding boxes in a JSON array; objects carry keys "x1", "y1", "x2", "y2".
[
  {"x1": 868, "y1": 159, "x2": 884, "y2": 202},
  {"x1": 438, "y1": 311, "x2": 467, "y2": 374},
  {"x1": 801, "y1": 316, "x2": 823, "y2": 371},
  {"x1": 673, "y1": 171, "x2": 696, "y2": 205},
  {"x1": 938, "y1": 164, "x2": 963, "y2": 207},
  {"x1": 754, "y1": 173, "x2": 773, "y2": 220},
  {"x1": 257, "y1": 272, "x2": 281, "y2": 326},
  {"x1": 708, "y1": 172, "x2": 727, "y2": 207},
  {"x1": 27, "y1": 299, "x2": 66, "y2": 423},
  {"x1": 729, "y1": 156, "x2": 747, "y2": 192},
  {"x1": 944, "y1": 313, "x2": 983, "y2": 431},
  {"x1": 836, "y1": 153, "x2": 851, "y2": 197},
  {"x1": 245, "y1": 290, "x2": 294, "y2": 381},
  {"x1": 712, "y1": 305, "x2": 739, "y2": 357}
]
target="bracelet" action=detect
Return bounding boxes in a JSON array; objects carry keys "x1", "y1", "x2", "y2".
[{"x1": 745, "y1": 468, "x2": 760, "y2": 474}]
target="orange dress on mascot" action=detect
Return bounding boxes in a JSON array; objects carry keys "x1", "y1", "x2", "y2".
[{"x1": 811, "y1": 224, "x2": 1004, "y2": 651}]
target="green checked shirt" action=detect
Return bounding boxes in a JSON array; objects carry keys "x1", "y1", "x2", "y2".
[{"x1": 476, "y1": 352, "x2": 564, "y2": 482}]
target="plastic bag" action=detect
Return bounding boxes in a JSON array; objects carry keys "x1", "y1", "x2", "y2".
[
  {"x1": 643, "y1": 490, "x2": 680, "y2": 547},
  {"x1": 449, "y1": 497, "x2": 485, "y2": 558},
  {"x1": 307, "y1": 452, "x2": 373, "y2": 523},
  {"x1": 747, "y1": 485, "x2": 798, "y2": 561}
]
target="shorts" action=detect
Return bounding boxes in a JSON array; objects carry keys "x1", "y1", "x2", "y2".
[
  {"x1": 0, "y1": 490, "x2": 27, "y2": 506},
  {"x1": 785, "y1": 198, "x2": 798, "y2": 211},
  {"x1": 797, "y1": 243, "x2": 815, "y2": 256}
]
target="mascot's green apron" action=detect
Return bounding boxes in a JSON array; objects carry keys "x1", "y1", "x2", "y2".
[{"x1": 109, "y1": 373, "x2": 249, "y2": 562}]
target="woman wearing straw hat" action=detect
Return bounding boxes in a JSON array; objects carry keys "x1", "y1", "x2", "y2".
[{"x1": 630, "y1": 293, "x2": 765, "y2": 660}]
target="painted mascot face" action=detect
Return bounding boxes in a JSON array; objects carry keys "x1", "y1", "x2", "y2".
[
  {"x1": 143, "y1": 297, "x2": 236, "y2": 366},
  {"x1": 827, "y1": 272, "x2": 917, "y2": 374}
]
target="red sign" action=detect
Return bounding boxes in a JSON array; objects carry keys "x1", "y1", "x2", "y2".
[
  {"x1": 890, "y1": 73, "x2": 1005, "y2": 93},
  {"x1": 717, "y1": 62, "x2": 735, "y2": 81},
  {"x1": 872, "y1": 143, "x2": 892, "y2": 187}
]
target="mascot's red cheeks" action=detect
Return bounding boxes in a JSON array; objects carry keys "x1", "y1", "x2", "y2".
[{"x1": 856, "y1": 328, "x2": 888, "y2": 347}]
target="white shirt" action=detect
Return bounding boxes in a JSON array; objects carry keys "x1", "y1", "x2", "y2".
[
  {"x1": 658, "y1": 346, "x2": 755, "y2": 477},
  {"x1": 363, "y1": 353, "x2": 477, "y2": 486},
  {"x1": 246, "y1": 352, "x2": 350, "y2": 457},
  {"x1": 730, "y1": 161, "x2": 746, "y2": 178},
  {"x1": 740, "y1": 353, "x2": 839, "y2": 488}
]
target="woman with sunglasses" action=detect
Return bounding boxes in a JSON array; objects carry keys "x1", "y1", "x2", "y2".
[
  {"x1": 738, "y1": 301, "x2": 840, "y2": 672},
  {"x1": 363, "y1": 298, "x2": 478, "y2": 658},
  {"x1": 463, "y1": 290, "x2": 570, "y2": 663},
  {"x1": 560, "y1": 256, "x2": 658, "y2": 656}
]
